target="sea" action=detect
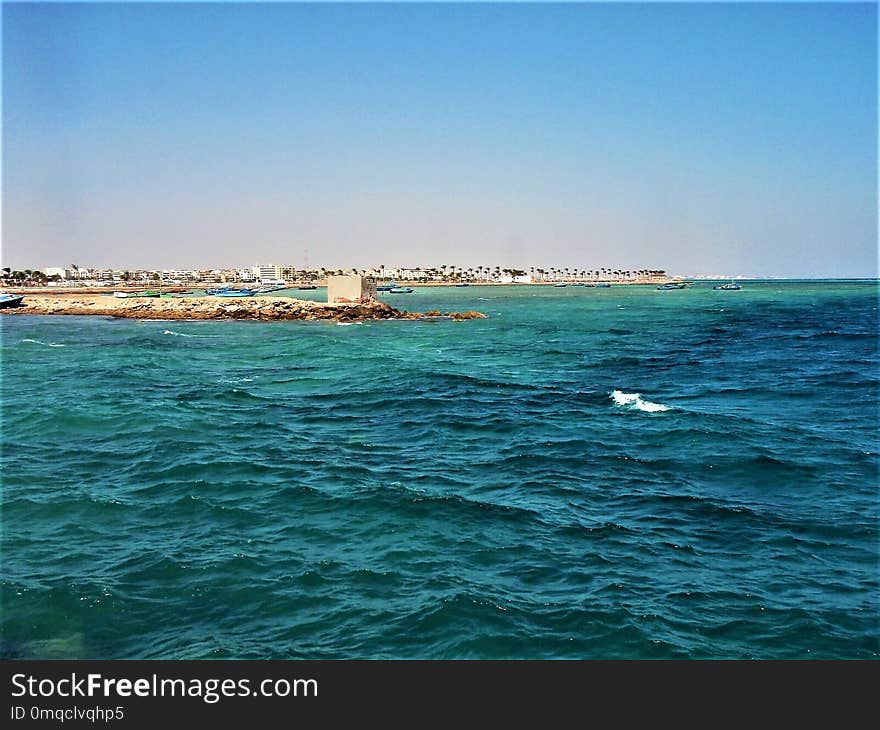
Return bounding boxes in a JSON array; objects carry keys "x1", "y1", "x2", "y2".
[{"x1": 2, "y1": 280, "x2": 878, "y2": 659}]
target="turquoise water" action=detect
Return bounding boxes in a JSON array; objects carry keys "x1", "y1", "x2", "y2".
[{"x1": 2, "y1": 281, "x2": 878, "y2": 658}]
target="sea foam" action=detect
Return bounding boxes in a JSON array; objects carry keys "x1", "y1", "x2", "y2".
[
  {"x1": 21, "y1": 338, "x2": 65, "y2": 348},
  {"x1": 611, "y1": 390, "x2": 670, "y2": 413},
  {"x1": 162, "y1": 330, "x2": 216, "y2": 338}
]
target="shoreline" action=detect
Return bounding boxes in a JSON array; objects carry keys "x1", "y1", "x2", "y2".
[
  {"x1": 0, "y1": 279, "x2": 671, "y2": 295},
  {"x1": 0, "y1": 293, "x2": 487, "y2": 322}
]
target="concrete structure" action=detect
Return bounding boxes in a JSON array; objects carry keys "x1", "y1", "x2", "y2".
[{"x1": 327, "y1": 275, "x2": 377, "y2": 304}]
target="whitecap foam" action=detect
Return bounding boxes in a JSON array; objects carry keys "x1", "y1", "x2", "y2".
[
  {"x1": 162, "y1": 330, "x2": 217, "y2": 338},
  {"x1": 611, "y1": 389, "x2": 670, "y2": 413},
  {"x1": 336, "y1": 321, "x2": 364, "y2": 326},
  {"x1": 21, "y1": 338, "x2": 65, "y2": 348}
]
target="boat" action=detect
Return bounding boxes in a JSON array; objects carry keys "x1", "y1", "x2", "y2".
[
  {"x1": 0, "y1": 294, "x2": 24, "y2": 309},
  {"x1": 214, "y1": 289, "x2": 257, "y2": 298},
  {"x1": 296, "y1": 284, "x2": 317, "y2": 290},
  {"x1": 454, "y1": 283, "x2": 470, "y2": 287},
  {"x1": 713, "y1": 280, "x2": 742, "y2": 290},
  {"x1": 256, "y1": 285, "x2": 290, "y2": 293},
  {"x1": 596, "y1": 283, "x2": 611, "y2": 288},
  {"x1": 554, "y1": 283, "x2": 567, "y2": 288},
  {"x1": 571, "y1": 283, "x2": 585, "y2": 287},
  {"x1": 114, "y1": 290, "x2": 160, "y2": 298},
  {"x1": 656, "y1": 282, "x2": 687, "y2": 290},
  {"x1": 387, "y1": 287, "x2": 414, "y2": 294}
]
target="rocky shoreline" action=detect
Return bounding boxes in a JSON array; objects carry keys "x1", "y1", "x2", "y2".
[{"x1": 0, "y1": 293, "x2": 486, "y2": 322}]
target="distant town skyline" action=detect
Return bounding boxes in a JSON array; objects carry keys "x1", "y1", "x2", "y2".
[{"x1": 3, "y1": 3, "x2": 876, "y2": 277}]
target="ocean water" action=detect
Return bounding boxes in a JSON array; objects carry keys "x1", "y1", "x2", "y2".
[{"x1": 2, "y1": 281, "x2": 878, "y2": 659}]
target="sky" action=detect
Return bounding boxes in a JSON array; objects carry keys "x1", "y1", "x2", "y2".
[{"x1": 2, "y1": 2, "x2": 876, "y2": 277}]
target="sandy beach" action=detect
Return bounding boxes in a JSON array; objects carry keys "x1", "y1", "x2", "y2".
[{"x1": 0, "y1": 293, "x2": 487, "y2": 322}]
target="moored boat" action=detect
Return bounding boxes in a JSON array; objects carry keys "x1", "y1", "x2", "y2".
[
  {"x1": 214, "y1": 289, "x2": 257, "y2": 298},
  {"x1": 0, "y1": 294, "x2": 25, "y2": 309},
  {"x1": 114, "y1": 290, "x2": 160, "y2": 298},
  {"x1": 387, "y1": 286, "x2": 414, "y2": 294},
  {"x1": 657, "y1": 282, "x2": 687, "y2": 290},
  {"x1": 255, "y1": 285, "x2": 290, "y2": 293},
  {"x1": 296, "y1": 284, "x2": 317, "y2": 290},
  {"x1": 714, "y1": 281, "x2": 742, "y2": 290},
  {"x1": 553, "y1": 283, "x2": 567, "y2": 288}
]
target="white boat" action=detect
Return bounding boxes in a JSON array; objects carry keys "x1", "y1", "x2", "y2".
[
  {"x1": 714, "y1": 280, "x2": 742, "y2": 291},
  {"x1": 0, "y1": 294, "x2": 24, "y2": 309},
  {"x1": 114, "y1": 290, "x2": 160, "y2": 298}
]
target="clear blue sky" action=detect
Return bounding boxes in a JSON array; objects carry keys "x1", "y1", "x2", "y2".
[{"x1": 3, "y1": 2, "x2": 876, "y2": 276}]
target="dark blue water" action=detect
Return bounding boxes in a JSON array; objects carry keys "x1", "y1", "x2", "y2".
[{"x1": 2, "y1": 281, "x2": 878, "y2": 658}]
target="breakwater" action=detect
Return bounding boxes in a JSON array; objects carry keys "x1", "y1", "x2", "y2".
[{"x1": 0, "y1": 293, "x2": 486, "y2": 322}]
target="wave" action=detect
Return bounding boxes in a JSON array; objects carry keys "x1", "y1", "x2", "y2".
[
  {"x1": 20, "y1": 338, "x2": 65, "y2": 348},
  {"x1": 610, "y1": 389, "x2": 671, "y2": 413},
  {"x1": 336, "y1": 322, "x2": 364, "y2": 326},
  {"x1": 162, "y1": 330, "x2": 217, "y2": 338}
]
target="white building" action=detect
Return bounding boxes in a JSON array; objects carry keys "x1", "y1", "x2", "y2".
[
  {"x1": 253, "y1": 264, "x2": 282, "y2": 282},
  {"x1": 388, "y1": 268, "x2": 429, "y2": 280},
  {"x1": 44, "y1": 267, "x2": 77, "y2": 279},
  {"x1": 499, "y1": 273, "x2": 532, "y2": 284}
]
